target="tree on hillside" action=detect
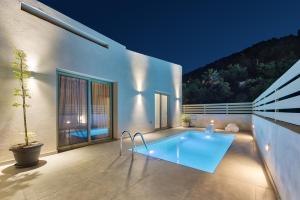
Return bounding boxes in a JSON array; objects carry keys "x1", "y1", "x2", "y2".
[{"x1": 183, "y1": 69, "x2": 232, "y2": 104}]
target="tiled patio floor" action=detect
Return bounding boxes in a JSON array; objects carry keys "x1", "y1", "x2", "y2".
[{"x1": 0, "y1": 128, "x2": 276, "y2": 200}]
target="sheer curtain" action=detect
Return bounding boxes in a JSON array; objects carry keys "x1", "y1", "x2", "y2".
[
  {"x1": 91, "y1": 82, "x2": 111, "y2": 139},
  {"x1": 58, "y1": 75, "x2": 88, "y2": 146}
]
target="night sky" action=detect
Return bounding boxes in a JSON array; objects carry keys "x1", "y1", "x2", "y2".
[{"x1": 38, "y1": 0, "x2": 300, "y2": 73}]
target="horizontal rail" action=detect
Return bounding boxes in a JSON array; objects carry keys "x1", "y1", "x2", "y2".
[
  {"x1": 253, "y1": 60, "x2": 300, "y2": 126},
  {"x1": 183, "y1": 102, "x2": 253, "y2": 114},
  {"x1": 183, "y1": 60, "x2": 300, "y2": 126}
]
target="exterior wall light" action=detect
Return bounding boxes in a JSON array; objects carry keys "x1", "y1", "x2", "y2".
[{"x1": 265, "y1": 144, "x2": 270, "y2": 152}]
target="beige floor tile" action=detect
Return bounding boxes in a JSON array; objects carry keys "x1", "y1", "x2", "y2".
[{"x1": 0, "y1": 128, "x2": 276, "y2": 200}]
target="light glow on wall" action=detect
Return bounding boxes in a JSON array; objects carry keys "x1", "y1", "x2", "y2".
[
  {"x1": 27, "y1": 55, "x2": 39, "y2": 72},
  {"x1": 265, "y1": 144, "x2": 270, "y2": 152},
  {"x1": 136, "y1": 92, "x2": 142, "y2": 105},
  {"x1": 171, "y1": 64, "x2": 182, "y2": 127},
  {"x1": 171, "y1": 64, "x2": 181, "y2": 99},
  {"x1": 128, "y1": 52, "x2": 151, "y2": 132},
  {"x1": 129, "y1": 52, "x2": 149, "y2": 92}
]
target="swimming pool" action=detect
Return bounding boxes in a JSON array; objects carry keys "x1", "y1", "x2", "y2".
[{"x1": 133, "y1": 131, "x2": 235, "y2": 173}]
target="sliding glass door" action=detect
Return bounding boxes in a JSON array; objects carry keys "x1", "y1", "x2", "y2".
[
  {"x1": 58, "y1": 73, "x2": 112, "y2": 150},
  {"x1": 58, "y1": 76, "x2": 88, "y2": 146},
  {"x1": 91, "y1": 82, "x2": 112, "y2": 140},
  {"x1": 155, "y1": 93, "x2": 169, "y2": 129},
  {"x1": 161, "y1": 94, "x2": 168, "y2": 128}
]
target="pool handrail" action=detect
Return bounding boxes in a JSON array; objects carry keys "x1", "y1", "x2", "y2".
[
  {"x1": 120, "y1": 130, "x2": 135, "y2": 156},
  {"x1": 133, "y1": 132, "x2": 149, "y2": 151}
]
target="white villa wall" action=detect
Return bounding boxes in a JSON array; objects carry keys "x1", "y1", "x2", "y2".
[
  {"x1": 252, "y1": 115, "x2": 300, "y2": 200},
  {"x1": 0, "y1": 0, "x2": 182, "y2": 162},
  {"x1": 189, "y1": 114, "x2": 252, "y2": 131}
]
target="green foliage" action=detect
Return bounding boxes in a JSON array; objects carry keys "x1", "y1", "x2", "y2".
[
  {"x1": 183, "y1": 33, "x2": 300, "y2": 104},
  {"x1": 181, "y1": 114, "x2": 191, "y2": 123},
  {"x1": 12, "y1": 49, "x2": 31, "y2": 146},
  {"x1": 183, "y1": 69, "x2": 232, "y2": 104}
]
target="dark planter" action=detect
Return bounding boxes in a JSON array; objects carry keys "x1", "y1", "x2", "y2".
[
  {"x1": 9, "y1": 142, "x2": 43, "y2": 168},
  {"x1": 182, "y1": 122, "x2": 190, "y2": 127}
]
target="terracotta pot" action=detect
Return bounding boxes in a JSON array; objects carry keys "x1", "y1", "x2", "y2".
[{"x1": 9, "y1": 142, "x2": 43, "y2": 168}]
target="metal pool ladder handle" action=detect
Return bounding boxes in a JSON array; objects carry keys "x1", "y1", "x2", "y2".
[
  {"x1": 133, "y1": 132, "x2": 149, "y2": 151},
  {"x1": 120, "y1": 131, "x2": 135, "y2": 156}
]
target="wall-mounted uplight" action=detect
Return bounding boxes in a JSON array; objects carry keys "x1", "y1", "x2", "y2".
[
  {"x1": 149, "y1": 150, "x2": 155, "y2": 154},
  {"x1": 265, "y1": 144, "x2": 270, "y2": 152},
  {"x1": 136, "y1": 91, "x2": 143, "y2": 105}
]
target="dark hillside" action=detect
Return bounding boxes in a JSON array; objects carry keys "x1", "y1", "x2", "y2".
[{"x1": 183, "y1": 31, "x2": 300, "y2": 104}]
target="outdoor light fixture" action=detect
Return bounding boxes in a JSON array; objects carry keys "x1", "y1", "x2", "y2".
[
  {"x1": 205, "y1": 135, "x2": 211, "y2": 139},
  {"x1": 265, "y1": 144, "x2": 270, "y2": 152},
  {"x1": 149, "y1": 150, "x2": 154, "y2": 154},
  {"x1": 206, "y1": 120, "x2": 215, "y2": 134}
]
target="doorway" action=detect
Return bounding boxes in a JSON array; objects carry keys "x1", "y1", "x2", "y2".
[
  {"x1": 155, "y1": 93, "x2": 169, "y2": 129},
  {"x1": 57, "y1": 72, "x2": 113, "y2": 150}
]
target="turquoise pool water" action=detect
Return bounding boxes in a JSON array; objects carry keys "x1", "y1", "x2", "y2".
[{"x1": 133, "y1": 131, "x2": 235, "y2": 173}]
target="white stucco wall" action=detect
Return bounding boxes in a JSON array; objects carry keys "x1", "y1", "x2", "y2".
[
  {"x1": 0, "y1": 0, "x2": 182, "y2": 162},
  {"x1": 189, "y1": 114, "x2": 252, "y2": 131},
  {"x1": 252, "y1": 115, "x2": 300, "y2": 200}
]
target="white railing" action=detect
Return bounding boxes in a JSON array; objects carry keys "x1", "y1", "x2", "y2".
[
  {"x1": 253, "y1": 60, "x2": 300, "y2": 126},
  {"x1": 183, "y1": 102, "x2": 252, "y2": 114}
]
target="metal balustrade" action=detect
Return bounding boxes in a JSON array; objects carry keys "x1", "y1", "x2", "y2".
[
  {"x1": 183, "y1": 102, "x2": 253, "y2": 114},
  {"x1": 252, "y1": 60, "x2": 300, "y2": 126},
  {"x1": 183, "y1": 60, "x2": 300, "y2": 126}
]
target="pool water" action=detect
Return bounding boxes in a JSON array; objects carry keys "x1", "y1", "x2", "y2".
[{"x1": 133, "y1": 131, "x2": 235, "y2": 173}]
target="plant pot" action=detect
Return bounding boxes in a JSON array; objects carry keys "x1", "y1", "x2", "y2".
[
  {"x1": 9, "y1": 142, "x2": 43, "y2": 168},
  {"x1": 182, "y1": 122, "x2": 190, "y2": 127}
]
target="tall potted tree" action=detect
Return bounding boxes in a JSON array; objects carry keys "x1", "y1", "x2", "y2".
[
  {"x1": 181, "y1": 114, "x2": 191, "y2": 127},
  {"x1": 9, "y1": 49, "x2": 43, "y2": 168}
]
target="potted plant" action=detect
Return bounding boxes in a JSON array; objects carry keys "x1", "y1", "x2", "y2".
[
  {"x1": 9, "y1": 49, "x2": 43, "y2": 168},
  {"x1": 181, "y1": 114, "x2": 191, "y2": 127}
]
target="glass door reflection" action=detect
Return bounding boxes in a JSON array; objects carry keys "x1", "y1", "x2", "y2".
[
  {"x1": 154, "y1": 93, "x2": 169, "y2": 129},
  {"x1": 90, "y1": 82, "x2": 112, "y2": 140},
  {"x1": 58, "y1": 75, "x2": 88, "y2": 147}
]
